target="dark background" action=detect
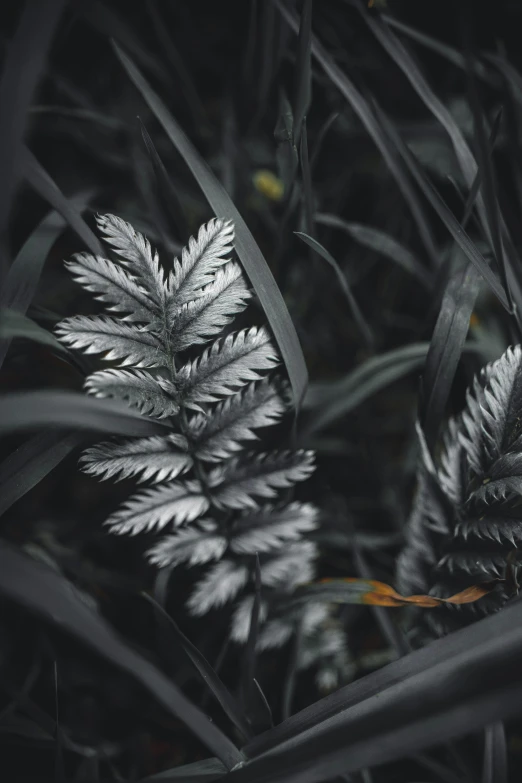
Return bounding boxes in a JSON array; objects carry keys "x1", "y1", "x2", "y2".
[{"x1": 2, "y1": 1, "x2": 522, "y2": 781}]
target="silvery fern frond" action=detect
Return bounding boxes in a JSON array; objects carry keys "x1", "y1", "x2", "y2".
[
  {"x1": 64, "y1": 253, "x2": 156, "y2": 324},
  {"x1": 80, "y1": 434, "x2": 191, "y2": 483},
  {"x1": 208, "y1": 450, "x2": 315, "y2": 509},
  {"x1": 57, "y1": 214, "x2": 323, "y2": 659},
  {"x1": 229, "y1": 503, "x2": 318, "y2": 554},
  {"x1": 147, "y1": 522, "x2": 227, "y2": 567},
  {"x1": 176, "y1": 326, "x2": 278, "y2": 410},
  {"x1": 399, "y1": 345, "x2": 522, "y2": 634},
  {"x1": 96, "y1": 214, "x2": 169, "y2": 310},
  {"x1": 169, "y1": 218, "x2": 234, "y2": 307},
  {"x1": 106, "y1": 480, "x2": 209, "y2": 535},
  {"x1": 187, "y1": 560, "x2": 249, "y2": 616},
  {"x1": 85, "y1": 369, "x2": 179, "y2": 418},
  {"x1": 170, "y1": 262, "x2": 251, "y2": 351},
  {"x1": 56, "y1": 315, "x2": 167, "y2": 368},
  {"x1": 187, "y1": 379, "x2": 286, "y2": 462}
]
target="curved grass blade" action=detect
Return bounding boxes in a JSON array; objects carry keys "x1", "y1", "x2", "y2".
[
  {"x1": 482, "y1": 723, "x2": 507, "y2": 783},
  {"x1": 1, "y1": 192, "x2": 95, "y2": 312},
  {"x1": 303, "y1": 343, "x2": 430, "y2": 435},
  {"x1": 295, "y1": 232, "x2": 372, "y2": 348},
  {"x1": 237, "y1": 598, "x2": 522, "y2": 782},
  {"x1": 0, "y1": 391, "x2": 170, "y2": 437},
  {"x1": 140, "y1": 758, "x2": 228, "y2": 783},
  {"x1": 421, "y1": 262, "x2": 481, "y2": 451},
  {"x1": 0, "y1": 431, "x2": 82, "y2": 519},
  {"x1": 370, "y1": 101, "x2": 510, "y2": 311},
  {"x1": 21, "y1": 147, "x2": 103, "y2": 257},
  {"x1": 0, "y1": 0, "x2": 66, "y2": 279},
  {"x1": 293, "y1": 0, "x2": 312, "y2": 145},
  {"x1": 0, "y1": 542, "x2": 242, "y2": 769},
  {"x1": 113, "y1": 42, "x2": 308, "y2": 408},
  {"x1": 275, "y1": 0, "x2": 439, "y2": 268},
  {"x1": 381, "y1": 14, "x2": 495, "y2": 84},
  {"x1": 0, "y1": 309, "x2": 68, "y2": 356},
  {"x1": 141, "y1": 592, "x2": 251, "y2": 742},
  {"x1": 315, "y1": 213, "x2": 433, "y2": 288}
]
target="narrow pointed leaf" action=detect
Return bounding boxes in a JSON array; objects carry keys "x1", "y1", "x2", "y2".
[
  {"x1": 85, "y1": 368, "x2": 179, "y2": 418},
  {"x1": 81, "y1": 434, "x2": 191, "y2": 484}
]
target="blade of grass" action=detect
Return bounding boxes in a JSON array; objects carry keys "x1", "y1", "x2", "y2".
[
  {"x1": 0, "y1": 192, "x2": 95, "y2": 370},
  {"x1": 0, "y1": 431, "x2": 82, "y2": 519},
  {"x1": 299, "y1": 123, "x2": 314, "y2": 236},
  {"x1": 293, "y1": 0, "x2": 313, "y2": 145},
  {"x1": 0, "y1": 309, "x2": 69, "y2": 356},
  {"x1": 0, "y1": 391, "x2": 170, "y2": 437},
  {"x1": 237, "y1": 599, "x2": 522, "y2": 782},
  {"x1": 303, "y1": 343, "x2": 431, "y2": 435},
  {"x1": 141, "y1": 592, "x2": 251, "y2": 742},
  {"x1": 242, "y1": 556, "x2": 262, "y2": 721},
  {"x1": 0, "y1": 542, "x2": 243, "y2": 769},
  {"x1": 315, "y1": 213, "x2": 433, "y2": 288},
  {"x1": 139, "y1": 119, "x2": 189, "y2": 243},
  {"x1": 1, "y1": 191, "x2": 95, "y2": 312},
  {"x1": 22, "y1": 148, "x2": 103, "y2": 256},
  {"x1": 295, "y1": 232, "x2": 373, "y2": 348},
  {"x1": 275, "y1": 0, "x2": 439, "y2": 268},
  {"x1": 113, "y1": 42, "x2": 308, "y2": 407},
  {"x1": 382, "y1": 14, "x2": 495, "y2": 84},
  {"x1": 140, "y1": 758, "x2": 228, "y2": 783},
  {"x1": 369, "y1": 100, "x2": 510, "y2": 310},
  {"x1": 421, "y1": 262, "x2": 481, "y2": 451},
  {"x1": 482, "y1": 723, "x2": 507, "y2": 783},
  {"x1": 0, "y1": 0, "x2": 66, "y2": 280}
]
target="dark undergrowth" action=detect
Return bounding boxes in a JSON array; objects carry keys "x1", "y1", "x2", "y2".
[{"x1": 2, "y1": 1, "x2": 522, "y2": 781}]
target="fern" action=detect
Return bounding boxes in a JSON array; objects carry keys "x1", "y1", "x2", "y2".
[
  {"x1": 57, "y1": 214, "x2": 334, "y2": 666},
  {"x1": 399, "y1": 346, "x2": 522, "y2": 634}
]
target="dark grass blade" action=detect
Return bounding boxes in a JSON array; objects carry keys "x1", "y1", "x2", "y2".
[
  {"x1": 303, "y1": 343, "x2": 431, "y2": 435},
  {"x1": 0, "y1": 193, "x2": 95, "y2": 370},
  {"x1": 53, "y1": 660, "x2": 65, "y2": 783},
  {"x1": 113, "y1": 42, "x2": 308, "y2": 408},
  {"x1": 299, "y1": 125, "x2": 314, "y2": 236},
  {"x1": 0, "y1": 542, "x2": 243, "y2": 769},
  {"x1": 22, "y1": 148, "x2": 103, "y2": 256},
  {"x1": 235, "y1": 597, "x2": 522, "y2": 781},
  {"x1": 281, "y1": 616, "x2": 304, "y2": 722},
  {"x1": 76, "y1": 0, "x2": 166, "y2": 84},
  {"x1": 482, "y1": 723, "x2": 507, "y2": 783},
  {"x1": 242, "y1": 556, "x2": 262, "y2": 722},
  {"x1": 293, "y1": 0, "x2": 313, "y2": 145},
  {"x1": 421, "y1": 262, "x2": 481, "y2": 451},
  {"x1": 309, "y1": 111, "x2": 339, "y2": 172},
  {"x1": 295, "y1": 232, "x2": 373, "y2": 348},
  {"x1": 146, "y1": 0, "x2": 209, "y2": 134},
  {"x1": 358, "y1": 7, "x2": 479, "y2": 189},
  {"x1": 141, "y1": 592, "x2": 251, "y2": 742},
  {"x1": 464, "y1": 48, "x2": 515, "y2": 318},
  {"x1": 0, "y1": 309, "x2": 68, "y2": 355},
  {"x1": 0, "y1": 391, "x2": 170, "y2": 437},
  {"x1": 139, "y1": 119, "x2": 189, "y2": 244},
  {"x1": 275, "y1": 0, "x2": 439, "y2": 268},
  {"x1": 140, "y1": 757, "x2": 228, "y2": 783},
  {"x1": 315, "y1": 213, "x2": 433, "y2": 288},
  {"x1": 0, "y1": 0, "x2": 66, "y2": 280},
  {"x1": 382, "y1": 14, "x2": 495, "y2": 84},
  {"x1": 0, "y1": 192, "x2": 95, "y2": 312},
  {"x1": 0, "y1": 431, "x2": 82, "y2": 519},
  {"x1": 369, "y1": 101, "x2": 510, "y2": 310}
]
